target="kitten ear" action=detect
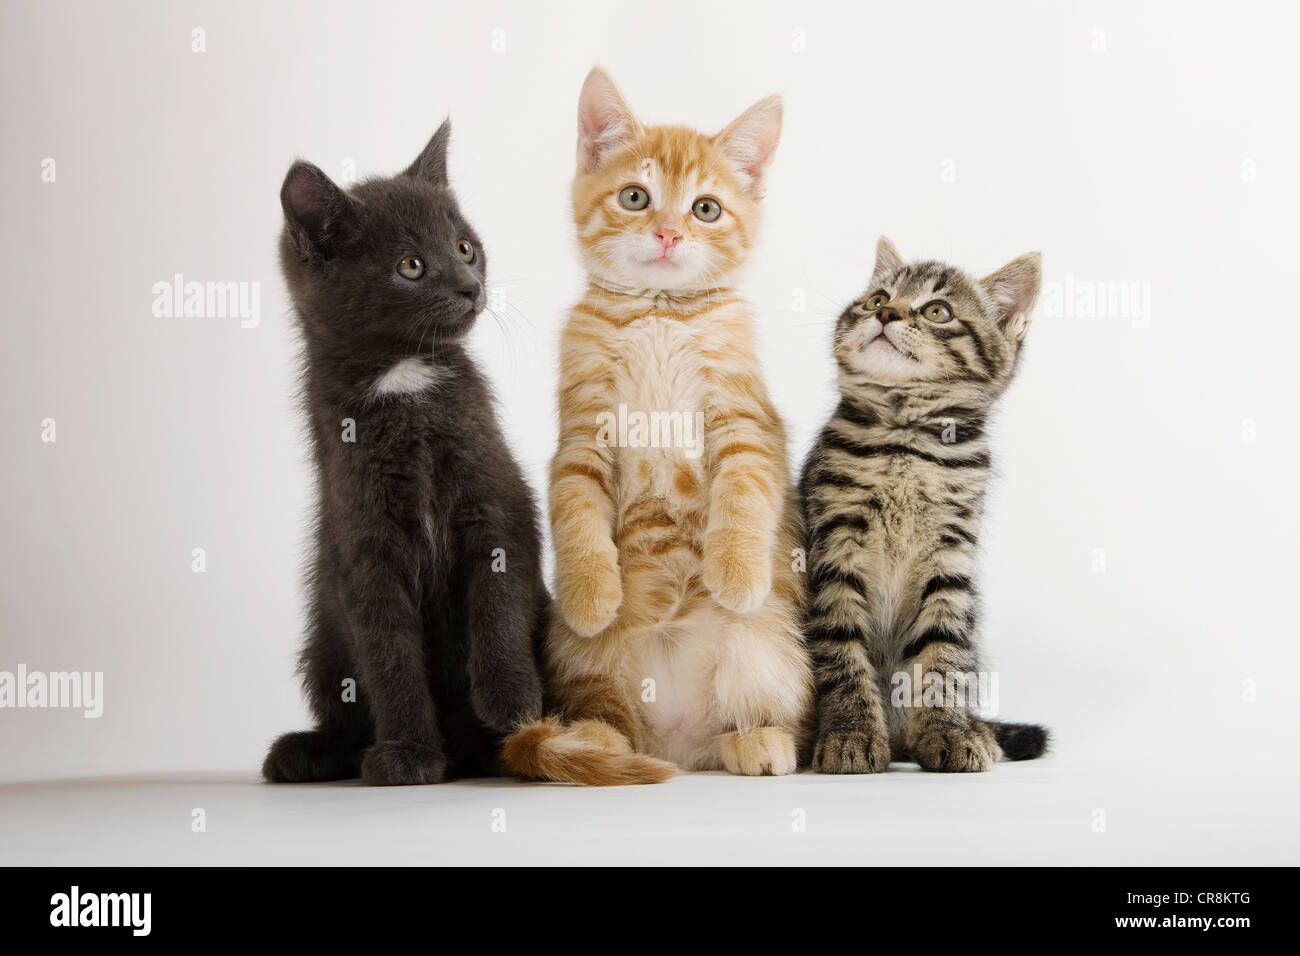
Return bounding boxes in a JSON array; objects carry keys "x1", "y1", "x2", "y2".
[
  {"x1": 872, "y1": 236, "x2": 904, "y2": 281},
  {"x1": 281, "y1": 160, "x2": 356, "y2": 258},
  {"x1": 577, "y1": 67, "x2": 639, "y2": 172},
  {"x1": 405, "y1": 118, "x2": 451, "y2": 184},
  {"x1": 714, "y1": 95, "x2": 783, "y2": 194},
  {"x1": 980, "y1": 252, "x2": 1042, "y2": 342}
]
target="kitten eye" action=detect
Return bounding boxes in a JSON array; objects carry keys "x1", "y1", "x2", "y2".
[
  {"x1": 618, "y1": 185, "x2": 650, "y2": 210},
  {"x1": 865, "y1": 292, "x2": 888, "y2": 311},
  {"x1": 397, "y1": 255, "x2": 425, "y2": 280},
  {"x1": 692, "y1": 196, "x2": 722, "y2": 222},
  {"x1": 455, "y1": 239, "x2": 476, "y2": 264},
  {"x1": 922, "y1": 301, "x2": 954, "y2": 323}
]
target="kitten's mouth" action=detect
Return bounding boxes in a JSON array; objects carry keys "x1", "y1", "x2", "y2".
[{"x1": 866, "y1": 332, "x2": 914, "y2": 361}]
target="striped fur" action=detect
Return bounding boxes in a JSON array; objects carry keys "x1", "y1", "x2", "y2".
[
  {"x1": 501, "y1": 69, "x2": 813, "y2": 784},
  {"x1": 803, "y1": 237, "x2": 1048, "y2": 773}
]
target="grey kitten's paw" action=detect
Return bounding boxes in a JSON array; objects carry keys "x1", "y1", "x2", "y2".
[
  {"x1": 910, "y1": 722, "x2": 1002, "y2": 772},
  {"x1": 262, "y1": 730, "x2": 364, "y2": 783},
  {"x1": 471, "y1": 670, "x2": 543, "y2": 735},
  {"x1": 812, "y1": 727, "x2": 891, "y2": 774},
  {"x1": 361, "y1": 739, "x2": 448, "y2": 786}
]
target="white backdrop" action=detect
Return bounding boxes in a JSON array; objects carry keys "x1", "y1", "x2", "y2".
[{"x1": 1, "y1": 0, "x2": 1297, "y2": 794}]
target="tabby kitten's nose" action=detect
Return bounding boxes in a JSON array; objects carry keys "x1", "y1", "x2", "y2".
[{"x1": 877, "y1": 305, "x2": 902, "y2": 324}]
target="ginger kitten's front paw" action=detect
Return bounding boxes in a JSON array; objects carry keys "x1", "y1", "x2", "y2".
[
  {"x1": 720, "y1": 727, "x2": 798, "y2": 776},
  {"x1": 703, "y1": 529, "x2": 772, "y2": 613},
  {"x1": 909, "y1": 720, "x2": 1002, "y2": 773},
  {"x1": 558, "y1": 547, "x2": 623, "y2": 637},
  {"x1": 812, "y1": 726, "x2": 891, "y2": 774},
  {"x1": 361, "y1": 739, "x2": 448, "y2": 786}
]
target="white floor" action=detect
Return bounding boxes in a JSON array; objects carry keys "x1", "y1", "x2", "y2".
[{"x1": 2, "y1": 753, "x2": 1295, "y2": 866}]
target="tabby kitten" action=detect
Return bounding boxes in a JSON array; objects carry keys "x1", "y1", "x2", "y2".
[
  {"x1": 502, "y1": 68, "x2": 812, "y2": 784},
  {"x1": 803, "y1": 237, "x2": 1048, "y2": 773},
  {"x1": 263, "y1": 121, "x2": 546, "y2": 786}
]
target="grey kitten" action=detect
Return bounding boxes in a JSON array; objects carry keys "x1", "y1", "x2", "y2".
[{"x1": 262, "y1": 120, "x2": 546, "y2": 786}]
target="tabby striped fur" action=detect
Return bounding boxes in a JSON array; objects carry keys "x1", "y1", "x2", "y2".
[{"x1": 802, "y1": 237, "x2": 1048, "y2": 773}]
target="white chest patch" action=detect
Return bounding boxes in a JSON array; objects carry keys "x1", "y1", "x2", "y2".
[{"x1": 372, "y1": 357, "x2": 447, "y2": 397}]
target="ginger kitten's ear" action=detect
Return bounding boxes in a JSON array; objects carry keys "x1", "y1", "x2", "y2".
[
  {"x1": 980, "y1": 252, "x2": 1042, "y2": 342},
  {"x1": 871, "y1": 236, "x2": 904, "y2": 282},
  {"x1": 281, "y1": 161, "x2": 357, "y2": 259},
  {"x1": 577, "y1": 67, "x2": 639, "y2": 172},
  {"x1": 715, "y1": 95, "x2": 783, "y2": 194},
  {"x1": 405, "y1": 118, "x2": 451, "y2": 185}
]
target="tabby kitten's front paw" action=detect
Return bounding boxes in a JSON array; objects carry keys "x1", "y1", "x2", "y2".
[
  {"x1": 812, "y1": 726, "x2": 891, "y2": 774},
  {"x1": 361, "y1": 739, "x2": 448, "y2": 786},
  {"x1": 558, "y1": 546, "x2": 623, "y2": 637},
  {"x1": 909, "y1": 721, "x2": 1002, "y2": 773},
  {"x1": 702, "y1": 529, "x2": 772, "y2": 613}
]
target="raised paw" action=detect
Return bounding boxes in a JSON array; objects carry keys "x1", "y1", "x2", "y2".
[
  {"x1": 558, "y1": 546, "x2": 623, "y2": 637},
  {"x1": 720, "y1": 727, "x2": 798, "y2": 776},
  {"x1": 262, "y1": 729, "x2": 364, "y2": 783},
  {"x1": 702, "y1": 528, "x2": 772, "y2": 614},
  {"x1": 909, "y1": 721, "x2": 1002, "y2": 773},
  {"x1": 812, "y1": 726, "x2": 891, "y2": 774},
  {"x1": 361, "y1": 739, "x2": 448, "y2": 786}
]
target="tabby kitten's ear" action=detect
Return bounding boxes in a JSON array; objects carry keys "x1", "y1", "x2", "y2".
[
  {"x1": 980, "y1": 252, "x2": 1043, "y2": 343},
  {"x1": 577, "y1": 67, "x2": 640, "y2": 172},
  {"x1": 281, "y1": 161, "x2": 357, "y2": 259},
  {"x1": 714, "y1": 95, "x2": 783, "y2": 195},
  {"x1": 871, "y1": 236, "x2": 904, "y2": 282},
  {"x1": 404, "y1": 118, "x2": 452, "y2": 185}
]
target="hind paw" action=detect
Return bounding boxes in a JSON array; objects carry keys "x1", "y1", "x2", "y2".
[
  {"x1": 262, "y1": 730, "x2": 364, "y2": 783},
  {"x1": 720, "y1": 727, "x2": 798, "y2": 776}
]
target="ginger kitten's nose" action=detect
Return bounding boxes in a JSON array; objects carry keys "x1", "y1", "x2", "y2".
[
  {"x1": 877, "y1": 305, "x2": 902, "y2": 324},
  {"x1": 655, "y1": 227, "x2": 682, "y2": 251}
]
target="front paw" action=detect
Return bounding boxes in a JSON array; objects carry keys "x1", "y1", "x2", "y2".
[
  {"x1": 703, "y1": 528, "x2": 772, "y2": 613},
  {"x1": 812, "y1": 726, "x2": 891, "y2": 774},
  {"x1": 558, "y1": 547, "x2": 622, "y2": 637},
  {"x1": 909, "y1": 720, "x2": 1002, "y2": 772},
  {"x1": 361, "y1": 739, "x2": 448, "y2": 786},
  {"x1": 720, "y1": 727, "x2": 798, "y2": 776}
]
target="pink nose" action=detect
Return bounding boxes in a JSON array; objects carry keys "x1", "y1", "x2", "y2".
[{"x1": 655, "y1": 227, "x2": 682, "y2": 250}]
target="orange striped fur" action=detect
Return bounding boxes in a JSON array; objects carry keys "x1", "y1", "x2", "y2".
[{"x1": 502, "y1": 69, "x2": 813, "y2": 784}]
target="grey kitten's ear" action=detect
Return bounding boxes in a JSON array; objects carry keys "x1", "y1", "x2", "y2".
[
  {"x1": 980, "y1": 252, "x2": 1042, "y2": 342},
  {"x1": 281, "y1": 160, "x2": 356, "y2": 257},
  {"x1": 405, "y1": 118, "x2": 451, "y2": 184},
  {"x1": 577, "y1": 67, "x2": 640, "y2": 172},
  {"x1": 871, "y1": 236, "x2": 904, "y2": 281},
  {"x1": 715, "y1": 95, "x2": 782, "y2": 194}
]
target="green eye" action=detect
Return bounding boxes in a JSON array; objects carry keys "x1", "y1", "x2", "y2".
[
  {"x1": 455, "y1": 239, "x2": 476, "y2": 264},
  {"x1": 865, "y1": 292, "x2": 888, "y2": 311},
  {"x1": 923, "y1": 301, "x2": 954, "y2": 323},
  {"x1": 692, "y1": 196, "x2": 722, "y2": 222},
  {"x1": 618, "y1": 185, "x2": 650, "y2": 210},
  {"x1": 397, "y1": 255, "x2": 425, "y2": 280}
]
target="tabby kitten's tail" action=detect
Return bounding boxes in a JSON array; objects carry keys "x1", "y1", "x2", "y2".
[
  {"x1": 502, "y1": 718, "x2": 678, "y2": 786},
  {"x1": 984, "y1": 721, "x2": 1050, "y2": 761}
]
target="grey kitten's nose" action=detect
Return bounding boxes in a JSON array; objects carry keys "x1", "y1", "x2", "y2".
[
  {"x1": 455, "y1": 283, "x2": 478, "y2": 303},
  {"x1": 877, "y1": 305, "x2": 901, "y2": 324}
]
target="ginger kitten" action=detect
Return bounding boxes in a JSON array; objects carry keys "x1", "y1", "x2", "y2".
[
  {"x1": 802, "y1": 237, "x2": 1049, "y2": 773},
  {"x1": 502, "y1": 69, "x2": 812, "y2": 784}
]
